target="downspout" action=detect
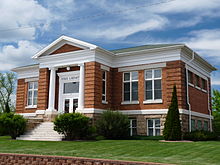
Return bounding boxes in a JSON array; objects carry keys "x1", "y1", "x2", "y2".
[
  {"x1": 207, "y1": 79, "x2": 213, "y2": 132},
  {"x1": 185, "y1": 51, "x2": 195, "y2": 132}
]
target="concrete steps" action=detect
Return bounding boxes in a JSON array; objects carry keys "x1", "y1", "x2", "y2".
[{"x1": 17, "y1": 122, "x2": 64, "y2": 141}]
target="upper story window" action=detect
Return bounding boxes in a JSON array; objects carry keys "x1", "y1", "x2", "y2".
[
  {"x1": 145, "y1": 69, "x2": 162, "y2": 101},
  {"x1": 27, "y1": 81, "x2": 38, "y2": 106},
  {"x1": 63, "y1": 82, "x2": 79, "y2": 94},
  {"x1": 201, "y1": 78, "x2": 207, "y2": 90},
  {"x1": 188, "y1": 71, "x2": 193, "y2": 84},
  {"x1": 102, "y1": 71, "x2": 107, "y2": 102},
  {"x1": 123, "y1": 71, "x2": 138, "y2": 102},
  {"x1": 195, "y1": 75, "x2": 200, "y2": 88}
]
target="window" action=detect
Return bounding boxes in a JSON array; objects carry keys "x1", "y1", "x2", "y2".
[
  {"x1": 197, "y1": 120, "x2": 202, "y2": 130},
  {"x1": 201, "y1": 79, "x2": 207, "y2": 90},
  {"x1": 195, "y1": 75, "x2": 200, "y2": 87},
  {"x1": 63, "y1": 82, "x2": 79, "y2": 94},
  {"x1": 145, "y1": 69, "x2": 162, "y2": 101},
  {"x1": 191, "y1": 119, "x2": 196, "y2": 131},
  {"x1": 129, "y1": 119, "x2": 137, "y2": 136},
  {"x1": 204, "y1": 121, "x2": 208, "y2": 131},
  {"x1": 102, "y1": 71, "x2": 107, "y2": 102},
  {"x1": 27, "y1": 81, "x2": 38, "y2": 106},
  {"x1": 147, "y1": 119, "x2": 160, "y2": 136},
  {"x1": 188, "y1": 71, "x2": 193, "y2": 84},
  {"x1": 123, "y1": 72, "x2": 138, "y2": 102}
]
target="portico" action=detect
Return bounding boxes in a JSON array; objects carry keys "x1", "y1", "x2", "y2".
[{"x1": 45, "y1": 63, "x2": 85, "y2": 115}]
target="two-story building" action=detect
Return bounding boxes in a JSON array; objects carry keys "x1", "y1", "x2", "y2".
[{"x1": 12, "y1": 36, "x2": 216, "y2": 136}]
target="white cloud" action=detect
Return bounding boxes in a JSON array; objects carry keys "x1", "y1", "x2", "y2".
[
  {"x1": 79, "y1": 17, "x2": 168, "y2": 40},
  {"x1": 0, "y1": 41, "x2": 43, "y2": 71},
  {"x1": 152, "y1": 0, "x2": 220, "y2": 15},
  {"x1": 0, "y1": 0, "x2": 52, "y2": 42}
]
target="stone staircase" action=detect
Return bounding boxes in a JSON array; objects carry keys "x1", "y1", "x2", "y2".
[{"x1": 17, "y1": 122, "x2": 64, "y2": 141}]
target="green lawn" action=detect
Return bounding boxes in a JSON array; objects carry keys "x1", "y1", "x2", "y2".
[{"x1": 0, "y1": 136, "x2": 220, "y2": 165}]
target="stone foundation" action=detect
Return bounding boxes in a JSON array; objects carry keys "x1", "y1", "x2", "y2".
[{"x1": 0, "y1": 153, "x2": 170, "y2": 165}]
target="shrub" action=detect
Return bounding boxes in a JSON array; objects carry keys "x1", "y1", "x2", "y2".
[
  {"x1": 0, "y1": 113, "x2": 26, "y2": 139},
  {"x1": 54, "y1": 113, "x2": 94, "y2": 140},
  {"x1": 163, "y1": 85, "x2": 182, "y2": 141},
  {"x1": 183, "y1": 130, "x2": 217, "y2": 141},
  {"x1": 96, "y1": 110, "x2": 130, "y2": 139}
]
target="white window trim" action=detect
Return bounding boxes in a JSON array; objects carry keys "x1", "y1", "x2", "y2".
[
  {"x1": 102, "y1": 70, "x2": 107, "y2": 103},
  {"x1": 122, "y1": 71, "x2": 138, "y2": 103},
  {"x1": 143, "y1": 99, "x2": 162, "y2": 104},
  {"x1": 129, "y1": 119, "x2": 137, "y2": 136},
  {"x1": 27, "y1": 81, "x2": 38, "y2": 107},
  {"x1": 144, "y1": 69, "x2": 162, "y2": 103},
  {"x1": 147, "y1": 118, "x2": 161, "y2": 136},
  {"x1": 188, "y1": 83, "x2": 194, "y2": 87}
]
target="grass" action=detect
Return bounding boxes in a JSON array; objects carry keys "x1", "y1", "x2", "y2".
[{"x1": 0, "y1": 136, "x2": 220, "y2": 165}]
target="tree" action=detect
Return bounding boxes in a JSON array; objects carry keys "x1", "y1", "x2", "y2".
[
  {"x1": 0, "y1": 72, "x2": 16, "y2": 113},
  {"x1": 163, "y1": 85, "x2": 182, "y2": 140},
  {"x1": 212, "y1": 89, "x2": 220, "y2": 136},
  {"x1": 212, "y1": 89, "x2": 220, "y2": 117}
]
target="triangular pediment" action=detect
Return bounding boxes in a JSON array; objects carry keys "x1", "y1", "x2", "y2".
[
  {"x1": 32, "y1": 35, "x2": 98, "y2": 59},
  {"x1": 49, "y1": 44, "x2": 83, "y2": 55}
]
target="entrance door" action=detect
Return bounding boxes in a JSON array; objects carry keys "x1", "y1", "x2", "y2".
[
  {"x1": 64, "y1": 98, "x2": 78, "y2": 113},
  {"x1": 58, "y1": 71, "x2": 80, "y2": 114}
]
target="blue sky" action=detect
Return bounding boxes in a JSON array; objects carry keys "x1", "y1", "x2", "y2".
[{"x1": 0, "y1": 0, "x2": 220, "y2": 90}]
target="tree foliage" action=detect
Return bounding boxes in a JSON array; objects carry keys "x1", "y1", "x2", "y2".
[
  {"x1": 96, "y1": 110, "x2": 130, "y2": 139},
  {"x1": 212, "y1": 89, "x2": 220, "y2": 136},
  {"x1": 212, "y1": 89, "x2": 220, "y2": 117},
  {"x1": 163, "y1": 85, "x2": 182, "y2": 140},
  {"x1": 0, "y1": 72, "x2": 16, "y2": 113}
]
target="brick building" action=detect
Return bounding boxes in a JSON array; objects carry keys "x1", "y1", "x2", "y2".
[{"x1": 12, "y1": 36, "x2": 216, "y2": 136}]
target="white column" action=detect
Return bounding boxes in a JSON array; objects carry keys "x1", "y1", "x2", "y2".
[
  {"x1": 77, "y1": 63, "x2": 85, "y2": 110},
  {"x1": 46, "y1": 67, "x2": 57, "y2": 112}
]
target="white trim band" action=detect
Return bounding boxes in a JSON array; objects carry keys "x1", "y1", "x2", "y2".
[{"x1": 118, "y1": 62, "x2": 166, "y2": 72}]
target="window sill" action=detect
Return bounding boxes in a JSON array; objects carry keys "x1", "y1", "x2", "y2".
[
  {"x1": 121, "y1": 101, "x2": 139, "y2": 105},
  {"x1": 202, "y1": 89, "x2": 207, "y2": 93},
  {"x1": 189, "y1": 83, "x2": 194, "y2": 87},
  {"x1": 25, "y1": 105, "x2": 37, "y2": 109},
  {"x1": 195, "y1": 86, "x2": 201, "y2": 90},
  {"x1": 102, "y1": 101, "x2": 108, "y2": 104},
  {"x1": 143, "y1": 99, "x2": 163, "y2": 104}
]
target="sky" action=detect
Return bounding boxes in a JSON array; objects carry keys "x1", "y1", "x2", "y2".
[{"x1": 0, "y1": 0, "x2": 220, "y2": 90}]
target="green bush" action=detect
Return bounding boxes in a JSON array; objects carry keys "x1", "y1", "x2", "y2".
[
  {"x1": 183, "y1": 131, "x2": 217, "y2": 141},
  {"x1": 96, "y1": 110, "x2": 130, "y2": 139},
  {"x1": 54, "y1": 113, "x2": 94, "y2": 140},
  {"x1": 163, "y1": 85, "x2": 182, "y2": 141},
  {"x1": 0, "y1": 113, "x2": 26, "y2": 139}
]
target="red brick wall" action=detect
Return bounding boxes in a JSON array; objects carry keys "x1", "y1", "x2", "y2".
[
  {"x1": 0, "y1": 153, "x2": 169, "y2": 165},
  {"x1": 50, "y1": 44, "x2": 82, "y2": 55},
  {"x1": 84, "y1": 62, "x2": 112, "y2": 109},
  {"x1": 16, "y1": 79, "x2": 37, "y2": 113},
  {"x1": 16, "y1": 79, "x2": 25, "y2": 113},
  {"x1": 188, "y1": 73, "x2": 210, "y2": 115},
  {"x1": 111, "y1": 60, "x2": 187, "y2": 111},
  {"x1": 37, "y1": 68, "x2": 50, "y2": 110}
]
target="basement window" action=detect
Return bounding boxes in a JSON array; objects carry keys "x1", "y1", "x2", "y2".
[
  {"x1": 129, "y1": 119, "x2": 137, "y2": 136},
  {"x1": 147, "y1": 119, "x2": 160, "y2": 136}
]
